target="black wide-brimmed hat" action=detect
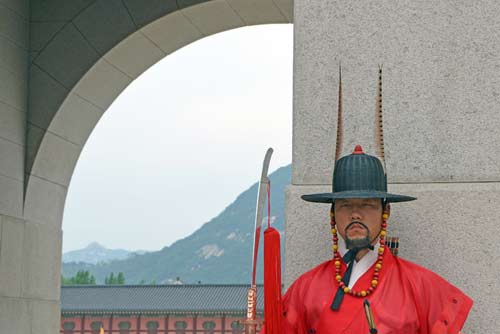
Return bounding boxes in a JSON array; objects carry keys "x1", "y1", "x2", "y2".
[
  {"x1": 301, "y1": 67, "x2": 416, "y2": 204},
  {"x1": 301, "y1": 145, "x2": 416, "y2": 203}
]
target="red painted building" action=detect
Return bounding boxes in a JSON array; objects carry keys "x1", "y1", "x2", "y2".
[{"x1": 60, "y1": 285, "x2": 264, "y2": 334}]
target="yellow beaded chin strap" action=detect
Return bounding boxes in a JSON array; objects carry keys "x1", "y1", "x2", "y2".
[{"x1": 329, "y1": 210, "x2": 389, "y2": 298}]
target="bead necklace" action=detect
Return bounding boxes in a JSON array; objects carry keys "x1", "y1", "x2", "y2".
[{"x1": 329, "y1": 211, "x2": 389, "y2": 298}]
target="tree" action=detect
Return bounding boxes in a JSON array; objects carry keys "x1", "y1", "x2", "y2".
[
  {"x1": 105, "y1": 273, "x2": 115, "y2": 285},
  {"x1": 105, "y1": 272, "x2": 126, "y2": 284},
  {"x1": 61, "y1": 270, "x2": 96, "y2": 285},
  {"x1": 117, "y1": 272, "x2": 125, "y2": 284}
]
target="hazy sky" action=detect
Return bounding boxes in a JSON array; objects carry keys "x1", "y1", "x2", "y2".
[{"x1": 62, "y1": 24, "x2": 293, "y2": 252}]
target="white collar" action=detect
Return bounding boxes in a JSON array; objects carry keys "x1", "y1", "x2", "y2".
[{"x1": 337, "y1": 234, "x2": 380, "y2": 288}]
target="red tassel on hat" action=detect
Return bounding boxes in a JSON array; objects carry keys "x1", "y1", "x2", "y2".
[{"x1": 263, "y1": 183, "x2": 284, "y2": 334}]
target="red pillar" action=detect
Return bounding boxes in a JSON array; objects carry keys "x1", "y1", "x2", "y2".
[{"x1": 109, "y1": 315, "x2": 113, "y2": 334}]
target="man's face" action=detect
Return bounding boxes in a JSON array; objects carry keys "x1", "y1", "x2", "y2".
[{"x1": 333, "y1": 198, "x2": 387, "y2": 248}]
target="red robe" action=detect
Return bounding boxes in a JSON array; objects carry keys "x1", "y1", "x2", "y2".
[{"x1": 281, "y1": 251, "x2": 472, "y2": 334}]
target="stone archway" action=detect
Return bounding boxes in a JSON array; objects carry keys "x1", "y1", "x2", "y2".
[
  {"x1": 1, "y1": 1, "x2": 292, "y2": 333},
  {"x1": 25, "y1": 0, "x2": 292, "y2": 226}
]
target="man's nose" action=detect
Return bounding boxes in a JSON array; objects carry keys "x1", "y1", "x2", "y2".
[{"x1": 350, "y1": 207, "x2": 362, "y2": 220}]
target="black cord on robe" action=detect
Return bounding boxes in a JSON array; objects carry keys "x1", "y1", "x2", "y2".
[{"x1": 330, "y1": 245, "x2": 373, "y2": 311}]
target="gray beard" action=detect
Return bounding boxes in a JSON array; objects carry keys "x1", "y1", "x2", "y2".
[{"x1": 345, "y1": 236, "x2": 372, "y2": 250}]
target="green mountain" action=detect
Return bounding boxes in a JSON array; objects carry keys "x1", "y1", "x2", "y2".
[{"x1": 62, "y1": 165, "x2": 291, "y2": 284}]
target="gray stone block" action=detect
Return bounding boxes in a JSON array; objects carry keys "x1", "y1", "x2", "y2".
[
  {"x1": 21, "y1": 222, "x2": 62, "y2": 301},
  {"x1": 25, "y1": 123, "x2": 45, "y2": 178},
  {"x1": 0, "y1": 66, "x2": 27, "y2": 111},
  {"x1": 73, "y1": 58, "x2": 132, "y2": 110},
  {"x1": 122, "y1": 0, "x2": 178, "y2": 28},
  {"x1": 30, "y1": 0, "x2": 93, "y2": 21},
  {"x1": 272, "y1": 0, "x2": 293, "y2": 22},
  {"x1": 0, "y1": 3, "x2": 28, "y2": 49},
  {"x1": 29, "y1": 21, "x2": 65, "y2": 51},
  {"x1": 285, "y1": 184, "x2": 332, "y2": 285},
  {"x1": 0, "y1": 0, "x2": 28, "y2": 19},
  {"x1": 285, "y1": 182, "x2": 500, "y2": 333},
  {"x1": 182, "y1": 0, "x2": 244, "y2": 36},
  {"x1": 0, "y1": 35, "x2": 27, "y2": 77},
  {"x1": 293, "y1": 0, "x2": 500, "y2": 186},
  {"x1": 28, "y1": 65, "x2": 69, "y2": 130},
  {"x1": 0, "y1": 174, "x2": 22, "y2": 218},
  {"x1": 23, "y1": 175, "x2": 67, "y2": 227},
  {"x1": 0, "y1": 296, "x2": 30, "y2": 334},
  {"x1": 142, "y1": 11, "x2": 203, "y2": 55},
  {"x1": 34, "y1": 23, "x2": 99, "y2": 89},
  {"x1": 29, "y1": 131, "x2": 80, "y2": 187},
  {"x1": 0, "y1": 101, "x2": 25, "y2": 145},
  {"x1": 0, "y1": 215, "x2": 24, "y2": 298},
  {"x1": 104, "y1": 30, "x2": 166, "y2": 78},
  {"x1": 0, "y1": 137, "x2": 23, "y2": 181},
  {"x1": 50, "y1": 93, "x2": 104, "y2": 145},
  {"x1": 73, "y1": 0, "x2": 136, "y2": 55},
  {"x1": 227, "y1": 0, "x2": 288, "y2": 25},
  {"x1": 29, "y1": 299, "x2": 60, "y2": 334}
]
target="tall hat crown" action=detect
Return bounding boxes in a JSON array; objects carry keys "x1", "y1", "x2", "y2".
[{"x1": 301, "y1": 68, "x2": 416, "y2": 204}]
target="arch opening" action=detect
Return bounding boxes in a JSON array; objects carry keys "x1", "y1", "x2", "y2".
[{"x1": 24, "y1": 0, "x2": 293, "y2": 226}]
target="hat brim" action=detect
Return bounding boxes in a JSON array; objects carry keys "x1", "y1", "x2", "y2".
[{"x1": 301, "y1": 190, "x2": 416, "y2": 203}]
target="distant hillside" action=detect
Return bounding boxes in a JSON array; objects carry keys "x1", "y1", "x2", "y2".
[
  {"x1": 62, "y1": 165, "x2": 291, "y2": 284},
  {"x1": 62, "y1": 242, "x2": 147, "y2": 264}
]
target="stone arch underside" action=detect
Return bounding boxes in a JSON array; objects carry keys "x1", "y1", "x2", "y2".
[{"x1": 24, "y1": 0, "x2": 293, "y2": 226}]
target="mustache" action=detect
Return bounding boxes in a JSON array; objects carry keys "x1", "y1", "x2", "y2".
[{"x1": 345, "y1": 221, "x2": 369, "y2": 232}]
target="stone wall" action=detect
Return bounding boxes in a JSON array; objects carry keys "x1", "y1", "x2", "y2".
[
  {"x1": 1, "y1": 1, "x2": 61, "y2": 334},
  {"x1": 287, "y1": 1, "x2": 500, "y2": 333}
]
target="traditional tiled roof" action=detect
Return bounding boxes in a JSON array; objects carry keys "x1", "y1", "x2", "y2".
[{"x1": 61, "y1": 284, "x2": 264, "y2": 316}]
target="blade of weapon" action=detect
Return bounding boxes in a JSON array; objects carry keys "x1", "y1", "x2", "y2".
[
  {"x1": 245, "y1": 148, "x2": 273, "y2": 334},
  {"x1": 251, "y1": 147, "x2": 273, "y2": 286}
]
